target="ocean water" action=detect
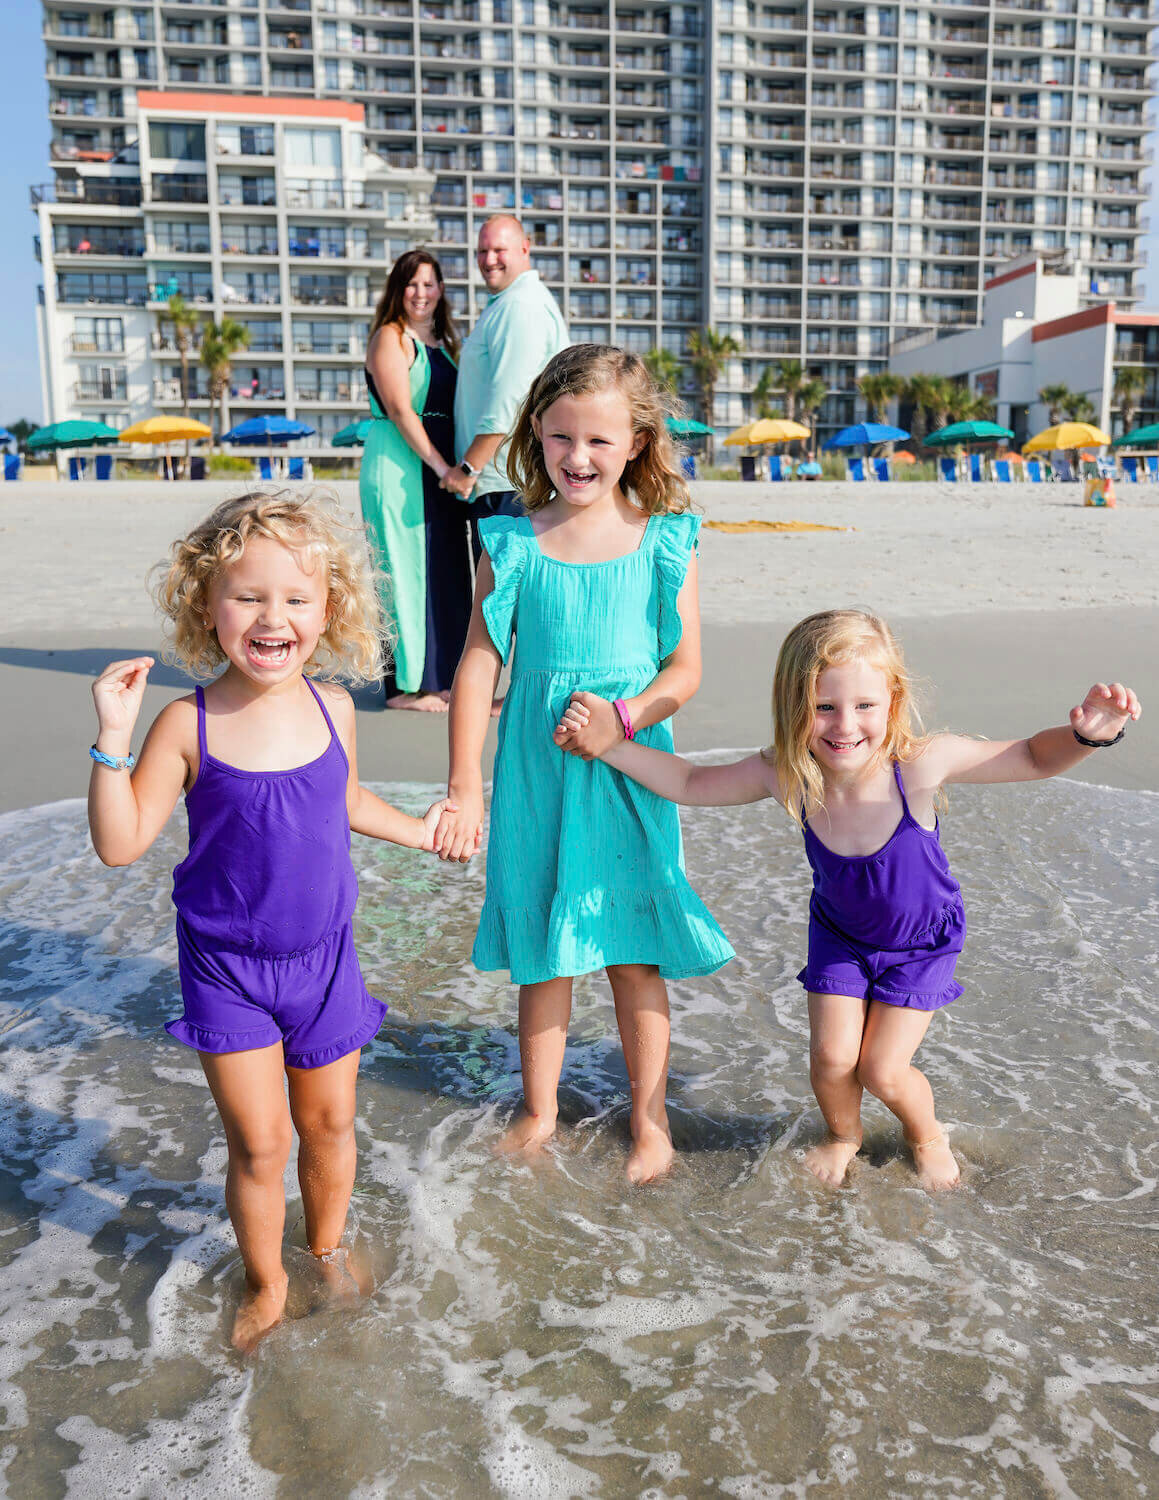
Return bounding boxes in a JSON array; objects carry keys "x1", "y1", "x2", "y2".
[{"x1": 1, "y1": 772, "x2": 1157, "y2": 1498}]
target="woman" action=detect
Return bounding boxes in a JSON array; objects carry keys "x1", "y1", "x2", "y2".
[{"x1": 360, "y1": 250, "x2": 471, "y2": 710}]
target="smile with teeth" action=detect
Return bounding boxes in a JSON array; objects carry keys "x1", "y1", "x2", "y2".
[
  {"x1": 562, "y1": 466, "x2": 596, "y2": 485},
  {"x1": 247, "y1": 637, "x2": 293, "y2": 664},
  {"x1": 825, "y1": 738, "x2": 864, "y2": 751}
]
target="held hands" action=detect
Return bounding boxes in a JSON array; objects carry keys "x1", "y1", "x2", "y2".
[
  {"x1": 92, "y1": 657, "x2": 154, "y2": 738},
  {"x1": 1071, "y1": 682, "x2": 1141, "y2": 742},
  {"x1": 553, "y1": 692, "x2": 624, "y2": 761},
  {"x1": 439, "y1": 467, "x2": 476, "y2": 500},
  {"x1": 419, "y1": 799, "x2": 461, "y2": 853},
  {"x1": 433, "y1": 792, "x2": 484, "y2": 862}
]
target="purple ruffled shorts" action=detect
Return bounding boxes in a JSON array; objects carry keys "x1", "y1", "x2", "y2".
[
  {"x1": 168, "y1": 917, "x2": 386, "y2": 1068},
  {"x1": 797, "y1": 907, "x2": 966, "y2": 1012}
]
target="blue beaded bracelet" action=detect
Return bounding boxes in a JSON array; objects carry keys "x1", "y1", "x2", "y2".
[{"x1": 90, "y1": 745, "x2": 136, "y2": 771}]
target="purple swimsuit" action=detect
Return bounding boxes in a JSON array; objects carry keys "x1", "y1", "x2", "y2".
[
  {"x1": 166, "y1": 680, "x2": 386, "y2": 1067},
  {"x1": 797, "y1": 761, "x2": 966, "y2": 1011}
]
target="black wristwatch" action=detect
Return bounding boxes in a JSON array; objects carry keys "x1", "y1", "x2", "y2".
[{"x1": 459, "y1": 459, "x2": 480, "y2": 477}]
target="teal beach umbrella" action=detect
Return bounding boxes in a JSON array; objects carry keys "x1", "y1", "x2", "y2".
[
  {"x1": 332, "y1": 419, "x2": 373, "y2": 447},
  {"x1": 26, "y1": 420, "x2": 120, "y2": 451},
  {"x1": 1111, "y1": 422, "x2": 1159, "y2": 448},
  {"x1": 926, "y1": 421, "x2": 1015, "y2": 446}
]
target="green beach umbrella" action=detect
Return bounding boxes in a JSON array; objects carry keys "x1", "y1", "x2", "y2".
[
  {"x1": 666, "y1": 417, "x2": 715, "y2": 437},
  {"x1": 1111, "y1": 422, "x2": 1159, "y2": 448},
  {"x1": 26, "y1": 419, "x2": 120, "y2": 451},
  {"x1": 331, "y1": 419, "x2": 373, "y2": 447},
  {"x1": 925, "y1": 421, "x2": 1015, "y2": 446}
]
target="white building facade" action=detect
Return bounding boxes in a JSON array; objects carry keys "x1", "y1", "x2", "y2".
[{"x1": 35, "y1": 0, "x2": 1155, "y2": 441}]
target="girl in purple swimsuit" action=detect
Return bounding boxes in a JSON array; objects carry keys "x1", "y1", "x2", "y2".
[
  {"x1": 561, "y1": 609, "x2": 1141, "y2": 1194},
  {"x1": 88, "y1": 490, "x2": 456, "y2": 1352}
]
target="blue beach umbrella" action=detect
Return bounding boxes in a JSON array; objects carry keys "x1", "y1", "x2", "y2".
[
  {"x1": 222, "y1": 416, "x2": 316, "y2": 445},
  {"x1": 0, "y1": 429, "x2": 14, "y2": 446},
  {"x1": 823, "y1": 423, "x2": 910, "y2": 450}
]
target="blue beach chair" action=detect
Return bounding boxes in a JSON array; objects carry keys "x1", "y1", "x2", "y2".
[
  {"x1": 992, "y1": 458, "x2": 1012, "y2": 483},
  {"x1": 258, "y1": 455, "x2": 275, "y2": 481},
  {"x1": 1024, "y1": 459, "x2": 1044, "y2": 483},
  {"x1": 1120, "y1": 455, "x2": 1139, "y2": 482},
  {"x1": 287, "y1": 456, "x2": 305, "y2": 480},
  {"x1": 95, "y1": 453, "x2": 113, "y2": 481},
  {"x1": 846, "y1": 457, "x2": 866, "y2": 482},
  {"x1": 871, "y1": 457, "x2": 890, "y2": 482},
  {"x1": 68, "y1": 455, "x2": 87, "y2": 481},
  {"x1": 680, "y1": 454, "x2": 696, "y2": 479},
  {"x1": 938, "y1": 456, "x2": 957, "y2": 483},
  {"x1": 768, "y1": 454, "x2": 784, "y2": 481},
  {"x1": 3, "y1": 452, "x2": 21, "y2": 481},
  {"x1": 1145, "y1": 455, "x2": 1159, "y2": 482},
  {"x1": 968, "y1": 452, "x2": 984, "y2": 482}
]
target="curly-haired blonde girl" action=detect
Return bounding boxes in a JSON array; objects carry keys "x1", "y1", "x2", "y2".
[
  {"x1": 506, "y1": 343, "x2": 691, "y2": 515},
  {"x1": 154, "y1": 488, "x2": 389, "y2": 683}
]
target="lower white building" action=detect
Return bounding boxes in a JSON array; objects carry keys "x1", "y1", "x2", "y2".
[
  {"x1": 889, "y1": 254, "x2": 1159, "y2": 444},
  {"x1": 34, "y1": 92, "x2": 434, "y2": 445}
]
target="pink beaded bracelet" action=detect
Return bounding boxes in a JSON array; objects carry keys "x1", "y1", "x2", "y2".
[{"x1": 613, "y1": 698, "x2": 634, "y2": 741}]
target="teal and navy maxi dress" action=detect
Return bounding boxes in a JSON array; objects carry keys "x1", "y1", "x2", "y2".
[{"x1": 473, "y1": 511, "x2": 734, "y2": 984}]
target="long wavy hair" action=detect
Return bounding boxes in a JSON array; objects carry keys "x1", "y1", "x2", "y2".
[
  {"x1": 153, "y1": 488, "x2": 389, "y2": 683},
  {"x1": 368, "y1": 248, "x2": 459, "y2": 360},
  {"x1": 506, "y1": 343, "x2": 691, "y2": 514},
  {"x1": 766, "y1": 610, "x2": 929, "y2": 825}
]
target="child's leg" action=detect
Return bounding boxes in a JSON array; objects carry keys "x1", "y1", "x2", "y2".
[
  {"x1": 805, "y1": 991, "x2": 869, "y2": 1185},
  {"x1": 496, "y1": 976, "x2": 573, "y2": 1155},
  {"x1": 199, "y1": 1044, "x2": 293, "y2": 1352},
  {"x1": 286, "y1": 1048, "x2": 362, "y2": 1257},
  {"x1": 856, "y1": 1002, "x2": 960, "y2": 1191},
  {"x1": 607, "y1": 963, "x2": 674, "y2": 1185}
]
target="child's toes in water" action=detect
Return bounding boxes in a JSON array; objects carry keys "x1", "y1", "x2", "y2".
[
  {"x1": 231, "y1": 1271, "x2": 289, "y2": 1355},
  {"x1": 909, "y1": 1128, "x2": 960, "y2": 1192},
  {"x1": 626, "y1": 1121, "x2": 675, "y2": 1184},
  {"x1": 804, "y1": 1134, "x2": 861, "y2": 1187},
  {"x1": 493, "y1": 1108, "x2": 558, "y2": 1157}
]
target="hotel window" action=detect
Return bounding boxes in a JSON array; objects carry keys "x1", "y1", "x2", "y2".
[
  {"x1": 284, "y1": 128, "x2": 342, "y2": 168},
  {"x1": 148, "y1": 122, "x2": 206, "y2": 161}
]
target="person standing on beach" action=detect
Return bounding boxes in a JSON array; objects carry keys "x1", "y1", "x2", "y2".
[
  {"x1": 558, "y1": 609, "x2": 1141, "y2": 1193},
  {"x1": 440, "y1": 215, "x2": 570, "y2": 556}
]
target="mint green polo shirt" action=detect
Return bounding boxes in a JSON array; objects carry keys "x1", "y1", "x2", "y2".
[{"x1": 454, "y1": 270, "x2": 571, "y2": 497}]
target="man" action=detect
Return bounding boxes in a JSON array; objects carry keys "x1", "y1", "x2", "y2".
[{"x1": 441, "y1": 215, "x2": 570, "y2": 553}]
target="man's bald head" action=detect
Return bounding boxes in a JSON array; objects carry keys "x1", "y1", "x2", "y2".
[{"x1": 477, "y1": 215, "x2": 532, "y2": 294}]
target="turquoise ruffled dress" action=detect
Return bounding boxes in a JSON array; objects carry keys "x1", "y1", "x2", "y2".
[{"x1": 473, "y1": 511, "x2": 735, "y2": 984}]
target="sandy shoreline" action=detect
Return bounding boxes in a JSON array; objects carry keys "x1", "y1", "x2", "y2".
[{"x1": 1, "y1": 478, "x2": 1155, "y2": 812}]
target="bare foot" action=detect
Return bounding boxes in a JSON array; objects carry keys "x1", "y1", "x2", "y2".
[
  {"x1": 493, "y1": 1108, "x2": 557, "y2": 1157},
  {"x1": 804, "y1": 1134, "x2": 862, "y2": 1187},
  {"x1": 909, "y1": 1128, "x2": 960, "y2": 1193},
  {"x1": 626, "y1": 1122, "x2": 675, "y2": 1185},
  {"x1": 231, "y1": 1272, "x2": 289, "y2": 1354},
  {"x1": 386, "y1": 692, "x2": 449, "y2": 713},
  {"x1": 312, "y1": 1244, "x2": 374, "y2": 1301}
]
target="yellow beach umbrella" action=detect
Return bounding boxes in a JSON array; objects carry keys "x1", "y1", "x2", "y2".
[
  {"x1": 1022, "y1": 422, "x2": 1110, "y2": 453},
  {"x1": 724, "y1": 418, "x2": 811, "y2": 446},
  {"x1": 118, "y1": 416, "x2": 213, "y2": 443}
]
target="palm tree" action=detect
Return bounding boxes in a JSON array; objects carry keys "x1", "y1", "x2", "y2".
[
  {"x1": 1112, "y1": 365, "x2": 1147, "y2": 438},
  {"x1": 1061, "y1": 391, "x2": 1097, "y2": 423},
  {"x1": 687, "y1": 327, "x2": 741, "y2": 458},
  {"x1": 1038, "y1": 383, "x2": 1073, "y2": 425},
  {"x1": 856, "y1": 372, "x2": 903, "y2": 425},
  {"x1": 751, "y1": 365, "x2": 781, "y2": 420},
  {"x1": 200, "y1": 318, "x2": 251, "y2": 445},
  {"x1": 773, "y1": 358, "x2": 808, "y2": 422},
  {"x1": 798, "y1": 374, "x2": 828, "y2": 451},
  {"x1": 162, "y1": 293, "x2": 203, "y2": 472},
  {"x1": 902, "y1": 373, "x2": 941, "y2": 446},
  {"x1": 642, "y1": 347, "x2": 682, "y2": 396}
]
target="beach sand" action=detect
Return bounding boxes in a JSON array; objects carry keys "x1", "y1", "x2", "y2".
[{"x1": 1, "y1": 477, "x2": 1154, "y2": 810}]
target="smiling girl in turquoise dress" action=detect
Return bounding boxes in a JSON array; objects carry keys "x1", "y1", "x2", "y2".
[{"x1": 435, "y1": 345, "x2": 734, "y2": 1182}]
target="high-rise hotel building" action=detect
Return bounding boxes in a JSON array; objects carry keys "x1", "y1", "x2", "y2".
[{"x1": 34, "y1": 0, "x2": 1154, "y2": 440}]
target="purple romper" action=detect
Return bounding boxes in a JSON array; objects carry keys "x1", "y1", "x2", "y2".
[
  {"x1": 797, "y1": 762, "x2": 966, "y2": 1011},
  {"x1": 166, "y1": 680, "x2": 386, "y2": 1067}
]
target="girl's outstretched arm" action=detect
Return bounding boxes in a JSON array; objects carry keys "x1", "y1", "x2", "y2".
[
  {"x1": 913, "y1": 681, "x2": 1141, "y2": 789},
  {"x1": 436, "y1": 555, "x2": 503, "y2": 861},
  {"x1": 554, "y1": 552, "x2": 703, "y2": 760},
  {"x1": 598, "y1": 740, "x2": 780, "y2": 808},
  {"x1": 88, "y1": 657, "x2": 193, "y2": 866},
  {"x1": 326, "y1": 687, "x2": 456, "y2": 850}
]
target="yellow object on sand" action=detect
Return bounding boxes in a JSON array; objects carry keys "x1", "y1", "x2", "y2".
[
  {"x1": 1022, "y1": 422, "x2": 1111, "y2": 453},
  {"x1": 704, "y1": 519, "x2": 851, "y2": 534},
  {"x1": 1083, "y1": 477, "x2": 1117, "y2": 508},
  {"x1": 118, "y1": 416, "x2": 213, "y2": 443},
  {"x1": 723, "y1": 418, "x2": 812, "y2": 447}
]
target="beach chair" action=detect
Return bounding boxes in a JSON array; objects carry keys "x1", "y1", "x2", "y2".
[
  {"x1": 968, "y1": 452, "x2": 984, "y2": 482},
  {"x1": 189, "y1": 455, "x2": 206, "y2": 480},
  {"x1": 680, "y1": 454, "x2": 696, "y2": 480},
  {"x1": 1120, "y1": 455, "x2": 1139, "y2": 483},
  {"x1": 991, "y1": 459, "x2": 1012, "y2": 483},
  {"x1": 937, "y1": 456, "x2": 957, "y2": 483},
  {"x1": 1146, "y1": 455, "x2": 1159, "y2": 482},
  {"x1": 1053, "y1": 455, "x2": 1075, "y2": 482},
  {"x1": 258, "y1": 455, "x2": 275, "y2": 481},
  {"x1": 740, "y1": 455, "x2": 757, "y2": 481},
  {"x1": 68, "y1": 455, "x2": 87, "y2": 481},
  {"x1": 1096, "y1": 457, "x2": 1115, "y2": 481},
  {"x1": 1024, "y1": 459, "x2": 1044, "y2": 483},
  {"x1": 94, "y1": 453, "x2": 113, "y2": 481},
  {"x1": 287, "y1": 456, "x2": 306, "y2": 480},
  {"x1": 768, "y1": 454, "x2": 784, "y2": 481},
  {"x1": 3, "y1": 453, "x2": 21, "y2": 481},
  {"x1": 871, "y1": 457, "x2": 890, "y2": 482},
  {"x1": 846, "y1": 457, "x2": 867, "y2": 481}
]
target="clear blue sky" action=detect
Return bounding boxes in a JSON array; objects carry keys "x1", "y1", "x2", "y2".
[{"x1": 2, "y1": 14, "x2": 1155, "y2": 426}]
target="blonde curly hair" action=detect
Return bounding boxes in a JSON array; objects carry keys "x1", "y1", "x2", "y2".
[
  {"x1": 766, "y1": 610, "x2": 929, "y2": 826},
  {"x1": 506, "y1": 343, "x2": 692, "y2": 515},
  {"x1": 153, "y1": 488, "x2": 389, "y2": 683}
]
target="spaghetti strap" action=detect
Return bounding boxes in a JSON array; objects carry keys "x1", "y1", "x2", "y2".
[
  {"x1": 194, "y1": 684, "x2": 208, "y2": 763},
  {"x1": 892, "y1": 760, "x2": 912, "y2": 818},
  {"x1": 304, "y1": 677, "x2": 344, "y2": 758}
]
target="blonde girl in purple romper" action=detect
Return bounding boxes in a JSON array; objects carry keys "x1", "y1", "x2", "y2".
[
  {"x1": 88, "y1": 490, "x2": 456, "y2": 1352},
  {"x1": 561, "y1": 609, "x2": 1141, "y2": 1194}
]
